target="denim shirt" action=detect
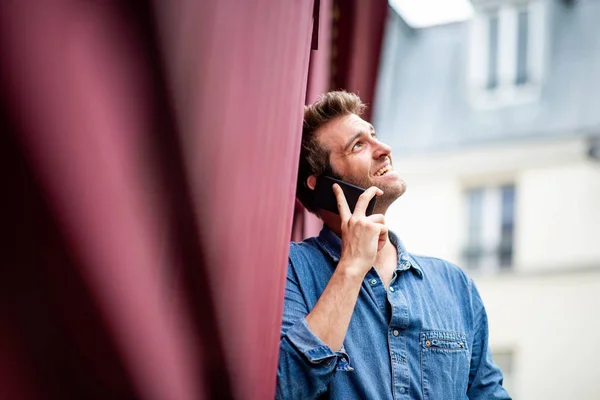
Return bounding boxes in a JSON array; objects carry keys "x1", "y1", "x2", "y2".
[{"x1": 277, "y1": 226, "x2": 510, "y2": 400}]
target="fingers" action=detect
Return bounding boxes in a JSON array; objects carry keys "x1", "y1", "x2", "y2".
[
  {"x1": 369, "y1": 214, "x2": 388, "y2": 250},
  {"x1": 332, "y1": 184, "x2": 351, "y2": 221},
  {"x1": 367, "y1": 214, "x2": 385, "y2": 224},
  {"x1": 377, "y1": 224, "x2": 388, "y2": 251},
  {"x1": 354, "y1": 186, "x2": 383, "y2": 216}
]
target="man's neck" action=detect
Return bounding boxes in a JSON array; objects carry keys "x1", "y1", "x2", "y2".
[
  {"x1": 319, "y1": 206, "x2": 390, "y2": 238},
  {"x1": 320, "y1": 209, "x2": 398, "y2": 286},
  {"x1": 320, "y1": 211, "x2": 393, "y2": 248},
  {"x1": 320, "y1": 212, "x2": 343, "y2": 237}
]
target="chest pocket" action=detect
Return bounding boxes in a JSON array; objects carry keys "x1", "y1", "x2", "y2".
[{"x1": 420, "y1": 331, "x2": 469, "y2": 400}]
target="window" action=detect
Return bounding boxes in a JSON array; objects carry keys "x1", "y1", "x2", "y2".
[
  {"x1": 468, "y1": 0, "x2": 546, "y2": 108},
  {"x1": 463, "y1": 185, "x2": 516, "y2": 271},
  {"x1": 499, "y1": 185, "x2": 515, "y2": 267},
  {"x1": 486, "y1": 11, "x2": 500, "y2": 90},
  {"x1": 515, "y1": 8, "x2": 529, "y2": 85},
  {"x1": 464, "y1": 188, "x2": 484, "y2": 268}
]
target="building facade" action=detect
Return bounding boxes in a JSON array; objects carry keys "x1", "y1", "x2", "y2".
[{"x1": 374, "y1": 0, "x2": 600, "y2": 398}]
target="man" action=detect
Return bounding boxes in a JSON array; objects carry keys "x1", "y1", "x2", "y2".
[{"x1": 276, "y1": 91, "x2": 510, "y2": 399}]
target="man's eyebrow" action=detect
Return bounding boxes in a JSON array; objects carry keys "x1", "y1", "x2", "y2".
[
  {"x1": 343, "y1": 125, "x2": 377, "y2": 151},
  {"x1": 344, "y1": 131, "x2": 368, "y2": 151}
]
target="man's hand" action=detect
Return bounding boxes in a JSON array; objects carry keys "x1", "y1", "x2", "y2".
[
  {"x1": 333, "y1": 184, "x2": 388, "y2": 277},
  {"x1": 303, "y1": 184, "x2": 388, "y2": 352}
]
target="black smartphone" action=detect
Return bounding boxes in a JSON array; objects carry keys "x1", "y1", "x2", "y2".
[{"x1": 313, "y1": 176, "x2": 377, "y2": 216}]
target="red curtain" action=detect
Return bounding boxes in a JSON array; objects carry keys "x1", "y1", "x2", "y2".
[
  {"x1": 0, "y1": 1, "x2": 315, "y2": 398},
  {"x1": 292, "y1": 0, "x2": 389, "y2": 241},
  {"x1": 331, "y1": 0, "x2": 388, "y2": 122}
]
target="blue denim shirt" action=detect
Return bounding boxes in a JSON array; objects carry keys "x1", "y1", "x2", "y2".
[{"x1": 277, "y1": 226, "x2": 510, "y2": 400}]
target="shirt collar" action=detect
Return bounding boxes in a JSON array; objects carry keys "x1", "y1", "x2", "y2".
[{"x1": 315, "y1": 225, "x2": 424, "y2": 279}]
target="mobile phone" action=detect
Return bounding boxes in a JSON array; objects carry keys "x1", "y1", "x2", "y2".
[{"x1": 313, "y1": 176, "x2": 377, "y2": 216}]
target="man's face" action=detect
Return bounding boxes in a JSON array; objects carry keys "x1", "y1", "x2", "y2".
[{"x1": 315, "y1": 113, "x2": 406, "y2": 213}]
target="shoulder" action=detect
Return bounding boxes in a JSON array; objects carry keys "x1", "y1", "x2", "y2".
[
  {"x1": 410, "y1": 254, "x2": 481, "y2": 325},
  {"x1": 286, "y1": 238, "x2": 335, "y2": 301},
  {"x1": 287, "y1": 237, "x2": 332, "y2": 276},
  {"x1": 410, "y1": 253, "x2": 473, "y2": 290},
  {"x1": 289, "y1": 238, "x2": 322, "y2": 264}
]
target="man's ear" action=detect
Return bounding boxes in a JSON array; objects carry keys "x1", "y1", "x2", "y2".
[{"x1": 307, "y1": 175, "x2": 317, "y2": 190}]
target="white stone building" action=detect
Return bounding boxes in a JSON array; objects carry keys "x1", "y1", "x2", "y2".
[{"x1": 374, "y1": 1, "x2": 600, "y2": 398}]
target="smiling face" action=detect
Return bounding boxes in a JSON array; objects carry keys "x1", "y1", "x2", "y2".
[{"x1": 311, "y1": 113, "x2": 406, "y2": 214}]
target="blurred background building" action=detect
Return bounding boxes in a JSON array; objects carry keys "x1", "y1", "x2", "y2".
[{"x1": 374, "y1": 0, "x2": 600, "y2": 398}]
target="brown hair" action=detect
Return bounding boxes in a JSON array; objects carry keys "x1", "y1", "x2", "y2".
[{"x1": 297, "y1": 91, "x2": 367, "y2": 213}]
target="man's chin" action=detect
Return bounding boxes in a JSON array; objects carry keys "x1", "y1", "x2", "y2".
[
  {"x1": 382, "y1": 178, "x2": 407, "y2": 200},
  {"x1": 377, "y1": 179, "x2": 406, "y2": 197}
]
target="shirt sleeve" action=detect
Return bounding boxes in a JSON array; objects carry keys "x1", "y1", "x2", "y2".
[
  {"x1": 276, "y1": 257, "x2": 352, "y2": 400},
  {"x1": 467, "y1": 280, "x2": 512, "y2": 400}
]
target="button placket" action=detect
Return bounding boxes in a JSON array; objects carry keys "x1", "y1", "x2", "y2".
[
  {"x1": 387, "y1": 279, "x2": 409, "y2": 400},
  {"x1": 365, "y1": 271, "x2": 388, "y2": 316}
]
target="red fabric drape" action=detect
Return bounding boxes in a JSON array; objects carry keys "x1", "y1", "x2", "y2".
[
  {"x1": 292, "y1": 0, "x2": 389, "y2": 241},
  {"x1": 332, "y1": 0, "x2": 388, "y2": 122},
  {"x1": 295, "y1": 0, "x2": 336, "y2": 240},
  {"x1": 0, "y1": 1, "x2": 315, "y2": 398}
]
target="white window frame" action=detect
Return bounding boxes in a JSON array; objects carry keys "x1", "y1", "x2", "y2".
[
  {"x1": 462, "y1": 184, "x2": 516, "y2": 273},
  {"x1": 467, "y1": 0, "x2": 548, "y2": 109}
]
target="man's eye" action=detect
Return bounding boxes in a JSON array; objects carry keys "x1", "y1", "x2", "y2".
[
  {"x1": 352, "y1": 142, "x2": 363, "y2": 151},
  {"x1": 371, "y1": 132, "x2": 378, "y2": 139}
]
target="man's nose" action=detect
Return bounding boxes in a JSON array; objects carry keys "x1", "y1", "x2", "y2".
[{"x1": 373, "y1": 140, "x2": 392, "y2": 159}]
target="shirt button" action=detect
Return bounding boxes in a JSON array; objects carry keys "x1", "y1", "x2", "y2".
[
  {"x1": 370, "y1": 279, "x2": 377, "y2": 285},
  {"x1": 401, "y1": 254, "x2": 408, "y2": 261},
  {"x1": 399, "y1": 387, "x2": 406, "y2": 394},
  {"x1": 393, "y1": 330, "x2": 399, "y2": 336},
  {"x1": 389, "y1": 287, "x2": 395, "y2": 292}
]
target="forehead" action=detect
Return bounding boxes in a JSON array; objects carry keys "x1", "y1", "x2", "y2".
[{"x1": 316, "y1": 114, "x2": 373, "y2": 151}]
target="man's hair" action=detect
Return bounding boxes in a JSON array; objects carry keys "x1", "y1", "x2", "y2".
[{"x1": 297, "y1": 91, "x2": 367, "y2": 213}]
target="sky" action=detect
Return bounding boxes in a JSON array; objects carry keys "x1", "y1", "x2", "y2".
[{"x1": 389, "y1": 0, "x2": 474, "y2": 28}]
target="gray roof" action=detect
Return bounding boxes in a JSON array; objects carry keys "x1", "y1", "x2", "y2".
[{"x1": 372, "y1": 0, "x2": 600, "y2": 155}]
